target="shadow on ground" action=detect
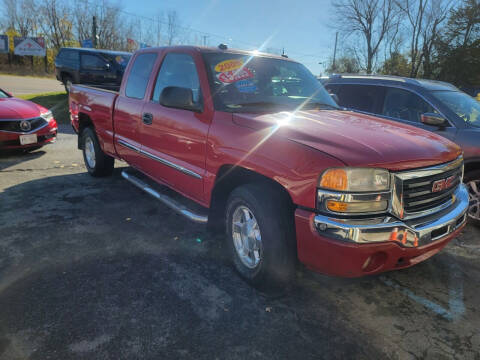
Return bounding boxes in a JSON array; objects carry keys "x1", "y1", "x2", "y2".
[{"x1": 0, "y1": 170, "x2": 378, "y2": 360}]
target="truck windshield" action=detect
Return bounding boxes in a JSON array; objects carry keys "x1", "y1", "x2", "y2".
[
  {"x1": 431, "y1": 90, "x2": 480, "y2": 128},
  {"x1": 203, "y1": 53, "x2": 339, "y2": 113}
]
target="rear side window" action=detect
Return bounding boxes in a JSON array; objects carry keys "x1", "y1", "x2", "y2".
[
  {"x1": 382, "y1": 87, "x2": 436, "y2": 122},
  {"x1": 81, "y1": 54, "x2": 107, "y2": 70},
  {"x1": 336, "y1": 84, "x2": 384, "y2": 113},
  {"x1": 152, "y1": 53, "x2": 201, "y2": 104},
  {"x1": 58, "y1": 49, "x2": 77, "y2": 62},
  {"x1": 125, "y1": 53, "x2": 158, "y2": 99}
]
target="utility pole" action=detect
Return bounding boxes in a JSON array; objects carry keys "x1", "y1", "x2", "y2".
[
  {"x1": 202, "y1": 35, "x2": 208, "y2": 47},
  {"x1": 332, "y1": 32, "x2": 338, "y2": 72},
  {"x1": 92, "y1": 16, "x2": 97, "y2": 48}
]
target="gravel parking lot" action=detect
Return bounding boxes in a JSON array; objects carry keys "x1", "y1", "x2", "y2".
[{"x1": 1, "y1": 125, "x2": 479, "y2": 359}]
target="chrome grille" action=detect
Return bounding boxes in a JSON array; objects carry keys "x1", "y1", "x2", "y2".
[
  {"x1": 392, "y1": 156, "x2": 464, "y2": 219},
  {"x1": 402, "y1": 166, "x2": 462, "y2": 213},
  {"x1": 0, "y1": 117, "x2": 47, "y2": 132}
]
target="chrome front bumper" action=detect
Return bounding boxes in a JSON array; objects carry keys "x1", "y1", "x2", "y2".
[{"x1": 314, "y1": 184, "x2": 469, "y2": 247}]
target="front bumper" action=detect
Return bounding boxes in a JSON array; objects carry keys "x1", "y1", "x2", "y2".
[
  {"x1": 296, "y1": 184, "x2": 468, "y2": 277},
  {"x1": 0, "y1": 120, "x2": 58, "y2": 150}
]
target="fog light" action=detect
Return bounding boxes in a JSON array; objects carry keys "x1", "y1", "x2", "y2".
[{"x1": 326, "y1": 200, "x2": 388, "y2": 213}]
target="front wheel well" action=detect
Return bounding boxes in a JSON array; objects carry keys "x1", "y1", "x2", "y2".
[{"x1": 208, "y1": 165, "x2": 295, "y2": 231}]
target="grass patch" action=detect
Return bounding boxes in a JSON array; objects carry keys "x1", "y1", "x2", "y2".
[{"x1": 19, "y1": 91, "x2": 69, "y2": 124}]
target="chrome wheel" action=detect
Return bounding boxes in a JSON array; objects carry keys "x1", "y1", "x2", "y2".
[
  {"x1": 467, "y1": 180, "x2": 480, "y2": 221},
  {"x1": 232, "y1": 205, "x2": 262, "y2": 269},
  {"x1": 84, "y1": 136, "x2": 96, "y2": 169}
]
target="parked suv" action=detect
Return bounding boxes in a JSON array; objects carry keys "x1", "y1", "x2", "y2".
[
  {"x1": 323, "y1": 75, "x2": 480, "y2": 225},
  {"x1": 55, "y1": 47, "x2": 131, "y2": 92}
]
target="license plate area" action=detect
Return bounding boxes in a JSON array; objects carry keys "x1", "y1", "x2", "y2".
[{"x1": 19, "y1": 134, "x2": 37, "y2": 145}]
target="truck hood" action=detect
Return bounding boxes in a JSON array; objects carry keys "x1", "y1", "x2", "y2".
[
  {"x1": 232, "y1": 110, "x2": 462, "y2": 171},
  {"x1": 0, "y1": 97, "x2": 44, "y2": 119}
]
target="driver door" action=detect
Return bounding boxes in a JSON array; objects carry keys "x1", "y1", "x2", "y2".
[{"x1": 139, "y1": 51, "x2": 209, "y2": 203}]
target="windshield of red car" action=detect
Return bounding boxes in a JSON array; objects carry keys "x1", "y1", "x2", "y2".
[
  {"x1": 0, "y1": 89, "x2": 9, "y2": 98},
  {"x1": 203, "y1": 53, "x2": 339, "y2": 113},
  {"x1": 431, "y1": 90, "x2": 480, "y2": 128}
]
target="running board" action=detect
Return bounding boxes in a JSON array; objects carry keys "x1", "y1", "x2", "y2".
[{"x1": 121, "y1": 170, "x2": 208, "y2": 224}]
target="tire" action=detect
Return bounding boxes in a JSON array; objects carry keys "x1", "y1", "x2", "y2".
[
  {"x1": 81, "y1": 127, "x2": 114, "y2": 177},
  {"x1": 225, "y1": 183, "x2": 296, "y2": 288},
  {"x1": 464, "y1": 171, "x2": 480, "y2": 227},
  {"x1": 63, "y1": 75, "x2": 73, "y2": 93}
]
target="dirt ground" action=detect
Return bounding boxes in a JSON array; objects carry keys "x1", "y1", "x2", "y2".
[{"x1": 1, "y1": 125, "x2": 479, "y2": 359}]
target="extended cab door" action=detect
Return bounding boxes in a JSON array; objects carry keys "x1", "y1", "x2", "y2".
[
  {"x1": 113, "y1": 52, "x2": 158, "y2": 169},
  {"x1": 139, "y1": 51, "x2": 210, "y2": 203}
]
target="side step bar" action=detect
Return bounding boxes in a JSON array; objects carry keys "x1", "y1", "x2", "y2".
[{"x1": 121, "y1": 170, "x2": 208, "y2": 224}]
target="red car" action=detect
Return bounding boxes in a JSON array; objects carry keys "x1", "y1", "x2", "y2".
[{"x1": 0, "y1": 88, "x2": 57, "y2": 151}]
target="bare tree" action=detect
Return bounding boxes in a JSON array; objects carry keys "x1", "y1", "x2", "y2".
[
  {"x1": 395, "y1": 0, "x2": 452, "y2": 77},
  {"x1": 332, "y1": 0, "x2": 401, "y2": 73},
  {"x1": 421, "y1": 0, "x2": 452, "y2": 77},
  {"x1": 166, "y1": 10, "x2": 179, "y2": 46},
  {"x1": 2, "y1": 0, "x2": 39, "y2": 36},
  {"x1": 38, "y1": 0, "x2": 75, "y2": 49}
]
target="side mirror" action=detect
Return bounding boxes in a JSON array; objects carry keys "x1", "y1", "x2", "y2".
[
  {"x1": 103, "y1": 63, "x2": 111, "y2": 71},
  {"x1": 160, "y1": 86, "x2": 202, "y2": 112},
  {"x1": 421, "y1": 113, "x2": 448, "y2": 127},
  {"x1": 329, "y1": 93, "x2": 339, "y2": 104}
]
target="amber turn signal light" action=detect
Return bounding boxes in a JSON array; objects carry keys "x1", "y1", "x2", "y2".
[{"x1": 319, "y1": 169, "x2": 348, "y2": 191}]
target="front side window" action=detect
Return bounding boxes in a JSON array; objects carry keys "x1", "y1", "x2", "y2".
[
  {"x1": 0, "y1": 89, "x2": 9, "y2": 98},
  {"x1": 81, "y1": 54, "x2": 107, "y2": 70},
  {"x1": 152, "y1": 53, "x2": 201, "y2": 104},
  {"x1": 125, "y1": 53, "x2": 158, "y2": 99},
  {"x1": 203, "y1": 53, "x2": 338, "y2": 113},
  {"x1": 382, "y1": 87, "x2": 436, "y2": 123},
  {"x1": 336, "y1": 84, "x2": 384, "y2": 113},
  {"x1": 431, "y1": 90, "x2": 480, "y2": 128}
]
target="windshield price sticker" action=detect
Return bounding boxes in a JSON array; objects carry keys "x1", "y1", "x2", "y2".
[
  {"x1": 214, "y1": 59, "x2": 244, "y2": 72},
  {"x1": 217, "y1": 67, "x2": 254, "y2": 84},
  {"x1": 235, "y1": 79, "x2": 257, "y2": 93}
]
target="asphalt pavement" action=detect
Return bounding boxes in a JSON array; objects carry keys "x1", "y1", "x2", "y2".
[
  {"x1": 0, "y1": 75, "x2": 64, "y2": 95},
  {"x1": 0, "y1": 125, "x2": 479, "y2": 359}
]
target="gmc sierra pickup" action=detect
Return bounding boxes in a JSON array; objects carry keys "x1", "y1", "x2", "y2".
[{"x1": 69, "y1": 45, "x2": 469, "y2": 286}]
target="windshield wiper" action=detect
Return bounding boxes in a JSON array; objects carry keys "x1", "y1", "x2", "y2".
[
  {"x1": 236, "y1": 101, "x2": 288, "y2": 108},
  {"x1": 303, "y1": 101, "x2": 340, "y2": 110}
]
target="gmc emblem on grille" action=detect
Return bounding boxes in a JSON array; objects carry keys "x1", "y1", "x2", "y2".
[{"x1": 432, "y1": 175, "x2": 456, "y2": 192}]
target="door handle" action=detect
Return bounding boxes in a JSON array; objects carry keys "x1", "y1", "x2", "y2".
[{"x1": 142, "y1": 112, "x2": 153, "y2": 125}]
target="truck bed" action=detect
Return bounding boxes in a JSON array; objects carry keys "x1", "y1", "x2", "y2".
[{"x1": 69, "y1": 84, "x2": 119, "y2": 156}]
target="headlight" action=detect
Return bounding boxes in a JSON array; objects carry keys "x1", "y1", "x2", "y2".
[
  {"x1": 318, "y1": 167, "x2": 391, "y2": 215},
  {"x1": 319, "y1": 168, "x2": 390, "y2": 192},
  {"x1": 41, "y1": 110, "x2": 54, "y2": 122}
]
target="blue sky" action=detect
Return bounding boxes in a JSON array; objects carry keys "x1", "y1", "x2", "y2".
[{"x1": 123, "y1": 0, "x2": 337, "y2": 75}]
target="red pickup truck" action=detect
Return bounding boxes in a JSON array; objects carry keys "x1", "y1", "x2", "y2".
[{"x1": 69, "y1": 45, "x2": 469, "y2": 285}]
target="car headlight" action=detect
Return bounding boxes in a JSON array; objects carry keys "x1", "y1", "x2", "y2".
[
  {"x1": 318, "y1": 168, "x2": 391, "y2": 215},
  {"x1": 319, "y1": 168, "x2": 390, "y2": 192},
  {"x1": 41, "y1": 110, "x2": 54, "y2": 122}
]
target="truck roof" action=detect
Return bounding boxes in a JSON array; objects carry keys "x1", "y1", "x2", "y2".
[
  {"x1": 60, "y1": 47, "x2": 132, "y2": 56},
  {"x1": 135, "y1": 45, "x2": 297, "y2": 62}
]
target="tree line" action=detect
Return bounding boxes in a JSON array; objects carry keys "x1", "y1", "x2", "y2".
[
  {"x1": 328, "y1": 0, "x2": 479, "y2": 88},
  {"x1": 0, "y1": 0, "x2": 187, "y2": 73}
]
